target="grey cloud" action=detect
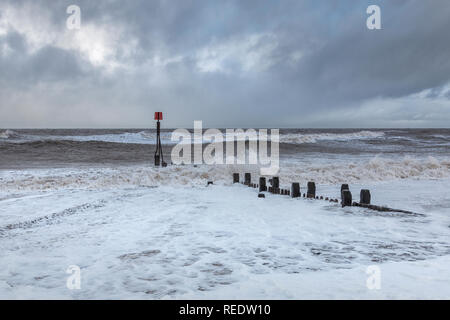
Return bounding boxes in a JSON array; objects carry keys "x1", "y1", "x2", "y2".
[
  {"x1": 0, "y1": 38, "x2": 88, "y2": 88},
  {"x1": 0, "y1": 0, "x2": 450, "y2": 128}
]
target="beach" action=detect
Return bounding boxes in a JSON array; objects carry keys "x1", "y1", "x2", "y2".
[{"x1": 1, "y1": 129, "x2": 450, "y2": 299}]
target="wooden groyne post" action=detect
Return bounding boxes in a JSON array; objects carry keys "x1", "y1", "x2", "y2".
[
  {"x1": 272, "y1": 177, "x2": 279, "y2": 189},
  {"x1": 307, "y1": 182, "x2": 316, "y2": 198},
  {"x1": 244, "y1": 173, "x2": 251, "y2": 186},
  {"x1": 341, "y1": 184, "x2": 352, "y2": 207},
  {"x1": 360, "y1": 189, "x2": 371, "y2": 204},
  {"x1": 259, "y1": 177, "x2": 267, "y2": 192},
  {"x1": 341, "y1": 190, "x2": 352, "y2": 207},
  {"x1": 291, "y1": 183, "x2": 300, "y2": 198}
]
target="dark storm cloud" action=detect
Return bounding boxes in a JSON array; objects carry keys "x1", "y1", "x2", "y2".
[
  {"x1": 299, "y1": 0, "x2": 450, "y2": 102},
  {"x1": 0, "y1": 0, "x2": 449, "y2": 128},
  {"x1": 0, "y1": 37, "x2": 87, "y2": 87}
]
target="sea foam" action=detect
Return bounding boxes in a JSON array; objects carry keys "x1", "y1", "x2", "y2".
[{"x1": 1, "y1": 155, "x2": 448, "y2": 192}]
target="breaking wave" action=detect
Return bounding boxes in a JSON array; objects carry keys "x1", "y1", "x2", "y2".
[
  {"x1": 1, "y1": 130, "x2": 385, "y2": 145},
  {"x1": 1, "y1": 156, "x2": 448, "y2": 192},
  {"x1": 280, "y1": 131, "x2": 385, "y2": 144},
  {"x1": 53, "y1": 131, "x2": 170, "y2": 145},
  {"x1": 67, "y1": 130, "x2": 385, "y2": 145},
  {"x1": 0, "y1": 130, "x2": 19, "y2": 139}
]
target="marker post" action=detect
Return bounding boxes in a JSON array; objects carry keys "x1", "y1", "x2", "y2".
[{"x1": 154, "y1": 112, "x2": 166, "y2": 167}]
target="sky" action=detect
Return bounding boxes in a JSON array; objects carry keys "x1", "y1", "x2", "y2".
[{"x1": 0, "y1": 0, "x2": 449, "y2": 128}]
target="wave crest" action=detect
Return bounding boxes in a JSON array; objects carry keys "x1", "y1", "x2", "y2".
[
  {"x1": 0, "y1": 130, "x2": 19, "y2": 139},
  {"x1": 1, "y1": 156, "x2": 448, "y2": 192},
  {"x1": 0, "y1": 130, "x2": 385, "y2": 145},
  {"x1": 280, "y1": 131, "x2": 385, "y2": 144}
]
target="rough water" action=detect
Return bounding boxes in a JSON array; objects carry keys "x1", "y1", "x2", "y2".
[
  {"x1": 1, "y1": 128, "x2": 449, "y2": 167},
  {"x1": 0, "y1": 128, "x2": 449, "y2": 299},
  {"x1": 1, "y1": 128, "x2": 449, "y2": 185}
]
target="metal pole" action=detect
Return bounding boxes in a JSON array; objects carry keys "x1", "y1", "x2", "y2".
[{"x1": 155, "y1": 120, "x2": 163, "y2": 166}]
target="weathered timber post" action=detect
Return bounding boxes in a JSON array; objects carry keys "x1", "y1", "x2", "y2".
[
  {"x1": 272, "y1": 177, "x2": 279, "y2": 189},
  {"x1": 291, "y1": 183, "x2": 300, "y2": 198},
  {"x1": 360, "y1": 189, "x2": 371, "y2": 205},
  {"x1": 245, "y1": 173, "x2": 251, "y2": 186},
  {"x1": 341, "y1": 190, "x2": 352, "y2": 207},
  {"x1": 307, "y1": 182, "x2": 316, "y2": 198},
  {"x1": 341, "y1": 183, "x2": 351, "y2": 207}
]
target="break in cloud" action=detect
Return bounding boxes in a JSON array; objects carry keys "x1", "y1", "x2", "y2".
[{"x1": 0, "y1": 0, "x2": 449, "y2": 128}]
